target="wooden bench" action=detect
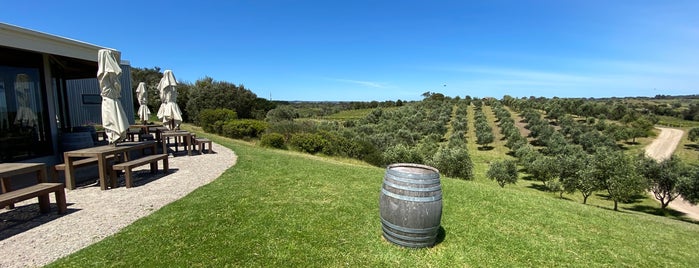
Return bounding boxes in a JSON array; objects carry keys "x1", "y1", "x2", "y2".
[
  {"x1": 193, "y1": 138, "x2": 214, "y2": 154},
  {"x1": 0, "y1": 183, "x2": 67, "y2": 214},
  {"x1": 112, "y1": 154, "x2": 169, "y2": 188},
  {"x1": 53, "y1": 155, "x2": 117, "y2": 181}
]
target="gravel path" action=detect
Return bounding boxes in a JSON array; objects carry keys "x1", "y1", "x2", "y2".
[
  {"x1": 0, "y1": 142, "x2": 236, "y2": 268},
  {"x1": 644, "y1": 127, "x2": 699, "y2": 221},
  {"x1": 645, "y1": 127, "x2": 684, "y2": 161}
]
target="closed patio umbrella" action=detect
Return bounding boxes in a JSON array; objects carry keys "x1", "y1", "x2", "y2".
[
  {"x1": 156, "y1": 70, "x2": 182, "y2": 130},
  {"x1": 136, "y1": 82, "x2": 150, "y2": 124},
  {"x1": 97, "y1": 49, "x2": 129, "y2": 144}
]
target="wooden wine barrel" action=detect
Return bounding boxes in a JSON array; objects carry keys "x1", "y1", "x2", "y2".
[{"x1": 379, "y1": 163, "x2": 442, "y2": 248}]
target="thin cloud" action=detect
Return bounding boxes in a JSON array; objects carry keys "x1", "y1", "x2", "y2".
[{"x1": 329, "y1": 78, "x2": 392, "y2": 89}]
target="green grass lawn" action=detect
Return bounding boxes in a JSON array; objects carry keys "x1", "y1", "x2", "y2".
[{"x1": 47, "y1": 130, "x2": 699, "y2": 267}]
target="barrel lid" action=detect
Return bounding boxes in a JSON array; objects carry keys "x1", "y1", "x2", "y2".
[{"x1": 386, "y1": 163, "x2": 439, "y2": 179}]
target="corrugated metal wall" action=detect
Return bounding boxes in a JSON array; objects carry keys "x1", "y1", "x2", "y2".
[{"x1": 65, "y1": 64, "x2": 134, "y2": 127}]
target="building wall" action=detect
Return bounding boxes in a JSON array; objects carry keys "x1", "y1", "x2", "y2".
[{"x1": 65, "y1": 64, "x2": 135, "y2": 127}]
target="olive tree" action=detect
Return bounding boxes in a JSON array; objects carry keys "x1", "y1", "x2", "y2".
[
  {"x1": 526, "y1": 155, "x2": 560, "y2": 190},
  {"x1": 428, "y1": 146, "x2": 474, "y2": 180},
  {"x1": 689, "y1": 127, "x2": 699, "y2": 143},
  {"x1": 638, "y1": 155, "x2": 689, "y2": 209},
  {"x1": 592, "y1": 147, "x2": 646, "y2": 211},
  {"x1": 487, "y1": 160, "x2": 518, "y2": 187},
  {"x1": 678, "y1": 167, "x2": 699, "y2": 204}
]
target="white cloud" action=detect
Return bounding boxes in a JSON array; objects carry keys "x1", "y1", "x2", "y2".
[{"x1": 328, "y1": 78, "x2": 392, "y2": 89}]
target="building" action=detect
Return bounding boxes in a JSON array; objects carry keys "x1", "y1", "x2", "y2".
[{"x1": 0, "y1": 22, "x2": 135, "y2": 164}]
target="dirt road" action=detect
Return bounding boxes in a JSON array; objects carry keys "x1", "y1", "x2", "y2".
[
  {"x1": 645, "y1": 127, "x2": 684, "y2": 160},
  {"x1": 644, "y1": 127, "x2": 699, "y2": 220}
]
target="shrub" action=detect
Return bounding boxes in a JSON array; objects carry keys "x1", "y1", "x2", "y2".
[
  {"x1": 487, "y1": 159, "x2": 519, "y2": 187},
  {"x1": 197, "y1": 108, "x2": 237, "y2": 134},
  {"x1": 267, "y1": 120, "x2": 317, "y2": 140},
  {"x1": 259, "y1": 133, "x2": 286, "y2": 149},
  {"x1": 266, "y1": 106, "x2": 299, "y2": 122},
  {"x1": 221, "y1": 119, "x2": 268, "y2": 139},
  {"x1": 428, "y1": 147, "x2": 474, "y2": 180},
  {"x1": 317, "y1": 131, "x2": 354, "y2": 157},
  {"x1": 289, "y1": 133, "x2": 327, "y2": 154},
  {"x1": 382, "y1": 144, "x2": 423, "y2": 166}
]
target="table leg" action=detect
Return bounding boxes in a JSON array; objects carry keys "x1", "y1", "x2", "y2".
[
  {"x1": 37, "y1": 167, "x2": 47, "y2": 183},
  {"x1": 162, "y1": 137, "x2": 167, "y2": 155},
  {"x1": 109, "y1": 155, "x2": 118, "y2": 189},
  {"x1": 175, "y1": 136, "x2": 180, "y2": 152},
  {"x1": 1, "y1": 177, "x2": 10, "y2": 193},
  {"x1": 1, "y1": 177, "x2": 14, "y2": 209},
  {"x1": 186, "y1": 134, "x2": 192, "y2": 156},
  {"x1": 38, "y1": 194, "x2": 50, "y2": 213},
  {"x1": 64, "y1": 155, "x2": 76, "y2": 190},
  {"x1": 97, "y1": 155, "x2": 109, "y2": 190}
]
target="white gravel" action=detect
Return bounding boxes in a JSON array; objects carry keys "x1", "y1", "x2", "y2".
[{"x1": 0, "y1": 142, "x2": 236, "y2": 268}]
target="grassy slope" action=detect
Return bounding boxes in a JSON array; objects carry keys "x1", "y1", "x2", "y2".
[{"x1": 49, "y1": 130, "x2": 699, "y2": 267}]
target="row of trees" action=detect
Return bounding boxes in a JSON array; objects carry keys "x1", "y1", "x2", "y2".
[
  {"x1": 473, "y1": 103, "x2": 494, "y2": 149},
  {"x1": 488, "y1": 98, "x2": 699, "y2": 211},
  {"x1": 503, "y1": 94, "x2": 699, "y2": 124},
  {"x1": 175, "y1": 80, "x2": 699, "y2": 212}
]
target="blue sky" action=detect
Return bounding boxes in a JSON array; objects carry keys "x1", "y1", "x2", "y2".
[{"x1": 4, "y1": 0, "x2": 698, "y2": 101}]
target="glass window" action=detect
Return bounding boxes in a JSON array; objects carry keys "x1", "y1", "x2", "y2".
[{"x1": 0, "y1": 66, "x2": 51, "y2": 162}]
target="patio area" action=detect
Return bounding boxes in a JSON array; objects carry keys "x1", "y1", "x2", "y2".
[{"x1": 0, "y1": 141, "x2": 236, "y2": 268}]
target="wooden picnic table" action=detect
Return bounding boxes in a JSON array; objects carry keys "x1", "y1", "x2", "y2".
[
  {"x1": 130, "y1": 124, "x2": 163, "y2": 135},
  {"x1": 0, "y1": 162, "x2": 48, "y2": 191},
  {"x1": 152, "y1": 127, "x2": 168, "y2": 144},
  {"x1": 161, "y1": 130, "x2": 193, "y2": 156},
  {"x1": 63, "y1": 141, "x2": 157, "y2": 190},
  {"x1": 0, "y1": 163, "x2": 48, "y2": 208}
]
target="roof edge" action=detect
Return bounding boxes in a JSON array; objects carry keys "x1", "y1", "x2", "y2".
[{"x1": 0, "y1": 22, "x2": 119, "y2": 62}]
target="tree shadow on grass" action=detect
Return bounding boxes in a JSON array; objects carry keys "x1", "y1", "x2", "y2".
[
  {"x1": 627, "y1": 205, "x2": 699, "y2": 225},
  {"x1": 685, "y1": 144, "x2": 699, "y2": 151},
  {"x1": 593, "y1": 205, "x2": 632, "y2": 214},
  {"x1": 594, "y1": 193, "x2": 645, "y2": 204},
  {"x1": 520, "y1": 174, "x2": 536, "y2": 181},
  {"x1": 477, "y1": 146, "x2": 494, "y2": 151},
  {"x1": 595, "y1": 193, "x2": 610, "y2": 199},
  {"x1": 527, "y1": 183, "x2": 548, "y2": 192},
  {"x1": 557, "y1": 195, "x2": 574, "y2": 202}
]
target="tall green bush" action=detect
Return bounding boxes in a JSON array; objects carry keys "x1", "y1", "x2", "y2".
[
  {"x1": 289, "y1": 133, "x2": 327, "y2": 154},
  {"x1": 259, "y1": 133, "x2": 286, "y2": 149},
  {"x1": 221, "y1": 119, "x2": 268, "y2": 139},
  {"x1": 197, "y1": 108, "x2": 238, "y2": 134}
]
